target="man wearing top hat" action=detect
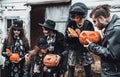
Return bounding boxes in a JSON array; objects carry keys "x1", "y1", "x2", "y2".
[{"x1": 38, "y1": 19, "x2": 67, "y2": 77}]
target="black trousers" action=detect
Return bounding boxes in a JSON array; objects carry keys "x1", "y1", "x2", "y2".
[{"x1": 68, "y1": 64, "x2": 93, "y2": 77}]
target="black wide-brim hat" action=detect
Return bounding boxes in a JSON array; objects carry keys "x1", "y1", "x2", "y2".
[{"x1": 38, "y1": 19, "x2": 56, "y2": 31}]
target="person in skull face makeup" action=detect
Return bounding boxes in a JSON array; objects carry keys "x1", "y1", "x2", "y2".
[
  {"x1": 2, "y1": 20, "x2": 30, "y2": 77},
  {"x1": 38, "y1": 19, "x2": 67, "y2": 77}
]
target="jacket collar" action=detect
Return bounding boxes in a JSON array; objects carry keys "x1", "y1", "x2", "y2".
[{"x1": 106, "y1": 14, "x2": 119, "y2": 31}]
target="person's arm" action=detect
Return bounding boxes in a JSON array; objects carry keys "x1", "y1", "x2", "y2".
[
  {"x1": 2, "y1": 39, "x2": 9, "y2": 57},
  {"x1": 88, "y1": 27, "x2": 120, "y2": 60}
]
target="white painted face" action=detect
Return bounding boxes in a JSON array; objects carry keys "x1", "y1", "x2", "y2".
[
  {"x1": 13, "y1": 29, "x2": 21, "y2": 36},
  {"x1": 42, "y1": 27, "x2": 52, "y2": 36}
]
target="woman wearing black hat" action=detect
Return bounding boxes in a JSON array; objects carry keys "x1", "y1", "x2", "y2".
[
  {"x1": 65, "y1": 2, "x2": 94, "y2": 77},
  {"x1": 38, "y1": 19, "x2": 67, "y2": 77},
  {"x1": 2, "y1": 20, "x2": 30, "y2": 77}
]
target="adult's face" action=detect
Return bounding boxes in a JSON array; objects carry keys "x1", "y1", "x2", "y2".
[
  {"x1": 91, "y1": 15, "x2": 107, "y2": 30},
  {"x1": 42, "y1": 27, "x2": 52, "y2": 36},
  {"x1": 13, "y1": 28, "x2": 21, "y2": 36}
]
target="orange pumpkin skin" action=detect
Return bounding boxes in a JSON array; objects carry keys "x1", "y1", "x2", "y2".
[
  {"x1": 68, "y1": 27, "x2": 78, "y2": 37},
  {"x1": 79, "y1": 31, "x2": 101, "y2": 45},
  {"x1": 43, "y1": 54, "x2": 59, "y2": 67},
  {"x1": 9, "y1": 53, "x2": 20, "y2": 62}
]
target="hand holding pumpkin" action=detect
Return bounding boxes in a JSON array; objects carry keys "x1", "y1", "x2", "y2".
[
  {"x1": 9, "y1": 53, "x2": 20, "y2": 63},
  {"x1": 79, "y1": 31, "x2": 101, "y2": 45},
  {"x1": 43, "y1": 54, "x2": 61, "y2": 67},
  {"x1": 67, "y1": 27, "x2": 78, "y2": 37},
  {"x1": 6, "y1": 48, "x2": 12, "y2": 56}
]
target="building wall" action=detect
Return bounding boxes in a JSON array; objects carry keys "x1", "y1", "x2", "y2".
[{"x1": 0, "y1": 0, "x2": 30, "y2": 43}]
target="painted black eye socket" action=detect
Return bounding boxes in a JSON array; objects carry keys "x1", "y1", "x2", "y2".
[{"x1": 13, "y1": 29, "x2": 21, "y2": 31}]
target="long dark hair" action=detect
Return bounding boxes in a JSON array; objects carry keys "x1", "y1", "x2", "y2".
[{"x1": 6, "y1": 27, "x2": 29, "y2": 46}]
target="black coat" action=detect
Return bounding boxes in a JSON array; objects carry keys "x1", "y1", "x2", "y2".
[
  {"x1": 43, "y1": 31, "x2": 66, "y2": 56},
  {"x1": 65, "y1": 20, "x2": 94, "y2": 66},
  {"x1": 88, "y1": 14, "x2": 120, "y2": 77},
  {"x1": 65, "y1": 20, "x2": 94, "y2": 51}
]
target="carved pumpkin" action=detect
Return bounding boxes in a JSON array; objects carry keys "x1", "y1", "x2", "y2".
[
  {"x1": 68, "y1": 27, "x2": 78, "y2": 37},
  {"x1": 9, "y1": 53, "x2": 20, "y2": 62},
  {"x1": 79, "y1": 31, "x2": 101, "y2": 45},
  {"x1": 43, "y1": 54, "x2": 60, "y2": 67}
]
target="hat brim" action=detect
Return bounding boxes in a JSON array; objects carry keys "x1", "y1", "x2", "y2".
[
  {"x1": 38, "y1": 44, "x2": 49, "y2": 48},
  {"x1": 12, "y1": 26, "x2": 23, "y2": 30},
  {"x1": 38, "y1": 23, "x2": 57, "y2": 31}
]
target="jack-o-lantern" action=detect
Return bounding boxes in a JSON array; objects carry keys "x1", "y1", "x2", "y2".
[
  {"x1": 79, "y1": 31, "x2": 101, "y2": 45},
  {"x1": 43, "y1": 54, "x2": 60, "y2": 67},
  {"x1": 9, "y1": 53, "x2": 20, "y2": 62},
  {"x1": 68, "y1": 27, "x2": 78, "y2": 37}
]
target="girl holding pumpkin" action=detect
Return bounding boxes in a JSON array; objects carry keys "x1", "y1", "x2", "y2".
[
  {"x1": 2, "y1": 20, "x2": 30, "y2": 77},
  {"x1": 65, "y1": 2, "x2": 94, "y2": 77}
]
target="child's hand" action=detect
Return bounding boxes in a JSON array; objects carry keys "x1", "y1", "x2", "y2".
[{"x1": 25, "y1": 53, "x2": 31, "y2": 65}]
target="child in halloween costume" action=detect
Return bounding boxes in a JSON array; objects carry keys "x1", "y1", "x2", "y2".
[{"x1": 29, "y1": 37, "x2": 54, "y2": 77}]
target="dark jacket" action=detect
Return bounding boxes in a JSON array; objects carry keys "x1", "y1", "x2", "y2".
[
  {"x1": 43, "y1": 31, "x2": 66, "y2": 57},
  {"x1": 88, "y1": 14, "x2": 120, "y2": 77},
  {"x1": 65, "y1": 20, "x2": 94, "y2": 51},
  {"x1": 29, "y1": 54, "x2": 46, "y2": 77}
]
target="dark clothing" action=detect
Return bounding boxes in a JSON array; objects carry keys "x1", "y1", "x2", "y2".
[
  {"x1": 2, "y1": 37, "x2": 30, "y2": 77},
  {"x1": 65, "y1": 20, "x2": 94, "y2": 77},
  {"x1": 30, "y1": 54, "x2": 51, "y2": 77},
  {"x1": 43, "y1": 31, "x2": 67, "y2": 77},
  {"x1": 65, "y1": 20, "x2": 94, "y2": 66},
  {"x1": 88, "y1": 14, "x2": 120, "y2": 77},
  {"x1": 68, "y1": 64, "x2": 92, "y2": 77}
]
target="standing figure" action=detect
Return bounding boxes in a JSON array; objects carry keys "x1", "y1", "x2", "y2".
[
  {"x1": 65, "y1": 2, "x2": 94, "y2": 77},
  {"x1": 2, "y1": 20, "x2": 30, "y2": 77},
  {"x1": 86, "y1": 4, "x2": 120, "y2": 77},
  {"x1": 38, "y1": 19, "x2": 67, "y2": 77}
]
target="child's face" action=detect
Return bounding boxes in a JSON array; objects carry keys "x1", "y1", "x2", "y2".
[{"x1": 40, "y1": 48, "x2": 48, "y2": 54}]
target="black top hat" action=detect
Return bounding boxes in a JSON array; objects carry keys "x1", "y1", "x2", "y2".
[
  {"x1": 12, "y1": 20, "x2": 23, "y2": 29},
  {"x1": 37, "y1": 38, "x2": 49, "y2": 48},
  {"x1": 38, "y1": 20, "x2": 56, "y2": 31}
]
